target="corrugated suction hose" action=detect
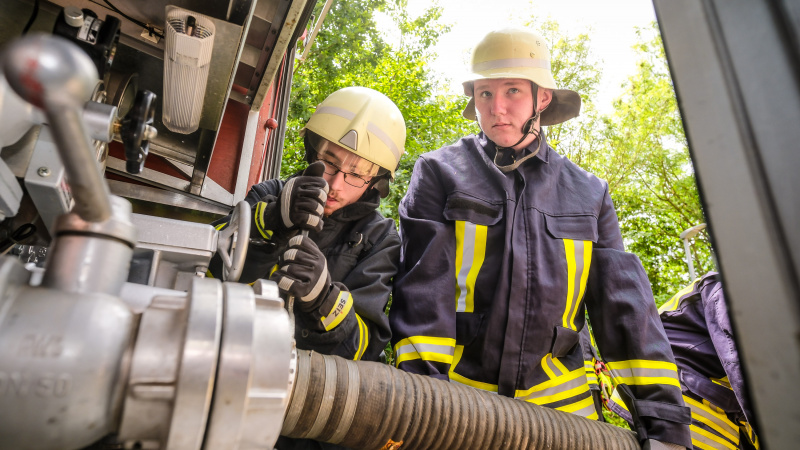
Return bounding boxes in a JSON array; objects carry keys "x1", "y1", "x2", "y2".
[{"x1": 282, "y1": 350, "x2": 639, "y2": 449}]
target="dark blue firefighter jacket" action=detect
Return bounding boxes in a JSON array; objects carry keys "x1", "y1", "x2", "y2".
[
  {"x1": 657, "y1": 272, "x2": 759, "y2": 449},
  {"x1": 390, "y1": 133, "x2": 691, "y2": 446}
]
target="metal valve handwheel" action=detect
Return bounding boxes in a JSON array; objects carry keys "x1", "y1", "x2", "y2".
[
  {"x1": 119, "y1": 89, "x2": 157, "y2": 174},
  {"x1": 217, "y1": 201, "x2": 250, "y2": 282}
]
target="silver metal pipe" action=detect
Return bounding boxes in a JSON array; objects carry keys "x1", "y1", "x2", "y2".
[
  {"x1": 45, "y1": 105, "x2": 113, "y2": 222},
  {"x1": 40, "y1": 195, "x2": 136, "y2": 295},
  {"x1": 679, "y1": 223, "x2": 706, "y2": 281}
]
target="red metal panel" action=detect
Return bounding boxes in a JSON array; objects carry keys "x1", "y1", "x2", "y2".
[
  {"x1": 207, "y1": 92, "x2": 249, "y2": 194},
  {"x1": 248, "y1": 84, "x2": 278, "y2": 188}
]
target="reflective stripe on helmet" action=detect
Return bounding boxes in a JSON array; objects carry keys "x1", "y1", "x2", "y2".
[
  {"x1": 315, "y1": 106, "x2": 402, "y2": 162},
  {"x1": 473, "y1": 57, "x2": 551, "y2": 72},
  {"x1": 367, "y1": 121, "x2": 401, "y2": 162}
]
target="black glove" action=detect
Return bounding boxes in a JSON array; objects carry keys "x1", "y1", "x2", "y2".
[
  {"x1": 270, "y1": 235, "x2": 354, "y2": 332},
  {"x1": 278, "y1": 161, "x2": 329, "y2": 233},
  {"x1": 272, "y1": 234, "x2": 331, "y2": 306}
]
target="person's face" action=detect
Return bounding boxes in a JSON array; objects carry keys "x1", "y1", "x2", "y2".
[
  {"x1": 474, "y1": 78, "x2": 552, "y2": 150},
  {"x1": 315, "y1": 143, "x2": 373, "y2": 216}
]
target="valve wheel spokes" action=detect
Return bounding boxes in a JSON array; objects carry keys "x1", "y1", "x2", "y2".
[{"x1": 217, "y1": 201, "x2": 250, "y2": 282}]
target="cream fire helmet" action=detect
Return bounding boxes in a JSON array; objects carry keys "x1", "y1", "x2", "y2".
[
  {"x1": 301, "y1": 86, "x2": 406, "y2": 178},
  {"x1": 462, "y1": 28, "x2": 582, "y2": 126}
]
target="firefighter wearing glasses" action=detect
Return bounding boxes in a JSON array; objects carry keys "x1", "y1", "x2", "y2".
[
  {"x1": 389, "y1": 28, "x2": 691, "y2": 449},
  {"x1": 210, "y1": 87, "x2": 405, "y2": 374}
]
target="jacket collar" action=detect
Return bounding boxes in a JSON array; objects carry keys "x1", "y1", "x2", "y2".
[{"x1": 478, "y1": 132, "x2": 551, "y2": 166}]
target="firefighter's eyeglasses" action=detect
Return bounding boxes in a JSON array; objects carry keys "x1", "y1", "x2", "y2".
[{"x1": 316, "y1": 155, "x2": 373, "y2": 188}]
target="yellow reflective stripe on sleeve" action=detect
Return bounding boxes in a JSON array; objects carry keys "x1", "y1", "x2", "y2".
[
  {"x1": 449, "y1": 345, "x2": 499, "y2": 393},
  {"x1": 711, "y1": 376, "x2": 732, "y2": 389},
  {"x1": 612, "y1": 375, "x2": 682, "y2": 387},
  {"x1": 555, "y1": 394, "x2": 598, "y2": 419},
  {"x1": 585, "y1": 361, "x2": 598, "y2": 385},
  {"x1": 740, "y1": 421, "x2": 759, "y2": 449},
  {"x1": 606, "y1": 360, "x2": 681, "y2": 388},
  {"x1": 253, "y1": 202, "x2": 274, "y2": 240},
  {"x1": 691, "y1": 424, "x2": 738, "y2": 450},
  {"x1": 528, "y1": 377, "x2": 590, "y2": 406},
  {"x1": 541, "y1": 353, "x2": 570, "y2": 380},
  {"x1": 353, "y1": 313, "x2": 368, "y2": 361},
  {"x1": 552, "y1": 356, "x2": 569, "y2": 375},
  {"x1": 685, "y1": 396, "x2": 739, "y2": 445},
  {"x1": 321, "y1": 290, "x2": 353, "y2": 331},
  {"x1": 206, "y1": 270, "x2": 215, "y2": 278},
  {"x1": 215, "y1": 222, "x2": 227, "y2": 230},
  {"x1": 542, "y1": 354, "x2": 558, "y2": 379},
  {"x1": 562, "y1": 239, "x2": 592, "y2": 330},
  {"x1": 516, "y1": 367, "x2": 587, "y2": 400},
  {"x1": 609, "y1": 386, "x2": 630, "y2": 411},
  {"x1": 255, "y1": 202, "x2": 265, "y2": 230},
  {"x1": 454, "y1": 221, "x2": 487, "y2": 313},
  {"x1": 659, "y1": 279, "x2": 700, "y2": 314},
  {"x1": 394, "y1": 336, "x2": 456, "y2": 366}
]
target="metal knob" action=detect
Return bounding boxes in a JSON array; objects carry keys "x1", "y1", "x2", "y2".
[
  {"x1": 64, "y1": 6, "x2": 85, "y2": 27},
  {"x1": 2, "y1": 34, "x2": 98, "y2": 109}
]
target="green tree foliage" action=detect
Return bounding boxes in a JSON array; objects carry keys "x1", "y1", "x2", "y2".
[
  {"x1": 528, "y1": 20, "x2": 605, "y2": 172},
  {"x1": 600, "y1": 25, "x2": 712, "y2": 304},
  {"x1": 282, "y1": 0, "x2": 476, "y2": 222}
]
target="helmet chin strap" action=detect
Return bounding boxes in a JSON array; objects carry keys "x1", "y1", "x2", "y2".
[{"x1": 493, "y1": 83, "x2": 549, "y2": 172}]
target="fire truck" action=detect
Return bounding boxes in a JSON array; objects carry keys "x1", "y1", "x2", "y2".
[{"x1": 0, "y1": 0, "x2": 797, "y2": 448}]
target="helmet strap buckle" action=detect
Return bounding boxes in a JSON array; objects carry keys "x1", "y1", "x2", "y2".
[{"x1": 493, "y1": 129, "x2": 546, "y2": 173}]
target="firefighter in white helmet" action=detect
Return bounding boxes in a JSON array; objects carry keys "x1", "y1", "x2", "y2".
[
  {"x1": 210, "y1": 88, "x2": 405, "y2": 445},
  {"x1": 390, "y1": 28, "x2": 691, "y2": 450}
]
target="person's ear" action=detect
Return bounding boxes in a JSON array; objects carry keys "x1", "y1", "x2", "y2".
[{"x1": 539, "y1": 88, "x2": 553, "y2": 111}]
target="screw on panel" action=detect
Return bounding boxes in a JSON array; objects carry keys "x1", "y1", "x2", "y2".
[{"x1": 37, "y1": 167, "x2": 51, "y2": 177}]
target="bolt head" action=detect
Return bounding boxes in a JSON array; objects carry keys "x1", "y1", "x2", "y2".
[{"x1": 37, "y1": 167, "x2": 51, "y2": 177}]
